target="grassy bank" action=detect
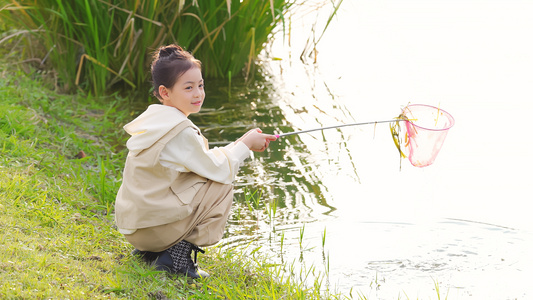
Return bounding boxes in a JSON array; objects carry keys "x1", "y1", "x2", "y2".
[{"x1": 0, "y1": 64, "x2": 347, "y2": 299}]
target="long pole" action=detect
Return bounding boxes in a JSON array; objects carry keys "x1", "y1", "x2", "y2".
[{"x1": 275, "y1": 120, "x2": 400, "y2": 138}]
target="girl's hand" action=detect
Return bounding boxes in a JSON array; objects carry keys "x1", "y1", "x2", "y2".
[{"x1": 239, "y1": 128, "x2": 277, "y2": 152}]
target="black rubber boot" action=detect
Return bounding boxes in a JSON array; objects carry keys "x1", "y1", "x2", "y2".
[{"x1": 153, "y1": 240, "x2": 209, "y2": 279}]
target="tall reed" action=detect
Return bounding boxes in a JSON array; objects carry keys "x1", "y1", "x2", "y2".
[{"x1": 1, "y1": 0, "x2": 292, "y2": 95}]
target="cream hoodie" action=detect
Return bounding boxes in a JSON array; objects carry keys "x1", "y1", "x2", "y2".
[
  {"x1": 124, "y1": 104, "x2": 250, "y2": 184},
  {"x1": 116, "y1": 104, "x2": 250, "y2": 233}
]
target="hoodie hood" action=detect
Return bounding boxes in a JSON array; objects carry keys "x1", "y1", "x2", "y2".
[{"x1": 124, "y1": 104, "x2": 193, "y2": 154}]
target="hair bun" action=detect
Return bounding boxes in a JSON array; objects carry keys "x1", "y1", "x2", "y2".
[{"x1": 158, "y1": 44, "x2": 184, "y2": 58}]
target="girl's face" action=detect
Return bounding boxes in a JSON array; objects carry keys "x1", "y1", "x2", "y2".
[{"x1": 159, "y1": 67, "x2": 205, "y2": 116}]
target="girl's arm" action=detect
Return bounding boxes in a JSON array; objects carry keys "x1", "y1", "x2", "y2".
[{"x1": 160, "y1": 127, "x2": 275, "y2": 184}]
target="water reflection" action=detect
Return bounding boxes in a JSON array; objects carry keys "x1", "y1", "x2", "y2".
[
  {"x1": 190, "y1": 0, "x2": 533, "y2": 298},
  {"x1": 190, "y1": 65, "x2": 533, "y2": 298},
  {"x1": 190, "y1": 70, "x2": 340, "y2": 226}
]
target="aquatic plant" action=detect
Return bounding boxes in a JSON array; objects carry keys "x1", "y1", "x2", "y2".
[
  {"x1": 0, "y1": 0, "x2": 292, "y2": 95},
  {"x1": 389, "y1": 110, "x2": 410, "y2": 169}
]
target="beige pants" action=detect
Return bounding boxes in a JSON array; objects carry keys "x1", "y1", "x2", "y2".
[{"x1": 124, "y1": 180, "x2": 233, "y2": 252}]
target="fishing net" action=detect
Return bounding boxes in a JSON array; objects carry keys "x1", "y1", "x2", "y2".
[
  {"x1": 399, "y1": 104, "x2": 455, "y2": 167},
  {"x1": 277, "y1": 103, "x2": 454, "y2": 168}
]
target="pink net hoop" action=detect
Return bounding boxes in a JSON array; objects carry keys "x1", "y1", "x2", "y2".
[{"x1": 402, "y1": 104, "x2": 455, "y2": 167}]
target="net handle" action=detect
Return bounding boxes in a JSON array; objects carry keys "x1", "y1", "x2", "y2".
[{"x1": 276, "y1": 120, "x2": 400, "y2": 138}]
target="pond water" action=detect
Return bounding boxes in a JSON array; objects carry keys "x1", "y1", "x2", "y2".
[{"x1": 190, "y1": 1, "x2": 533, "y2": 299}]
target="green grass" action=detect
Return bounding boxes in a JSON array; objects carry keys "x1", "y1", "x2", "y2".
[{"x1": 0, "y1": 64, "x2": 351, "y2": 299}]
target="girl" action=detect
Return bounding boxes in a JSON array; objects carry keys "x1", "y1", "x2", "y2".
[{"x1": 115, "y1": 44, "x2": 277, "y2": 278}]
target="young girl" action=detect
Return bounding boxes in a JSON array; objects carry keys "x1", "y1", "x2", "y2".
[{"x1": 115, "y1": 44, "x2": 277, "y2": 278}]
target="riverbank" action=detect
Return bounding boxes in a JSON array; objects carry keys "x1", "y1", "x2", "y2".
[{"x1": 0, "y1": 66, "x2": 345, "y2": 299}]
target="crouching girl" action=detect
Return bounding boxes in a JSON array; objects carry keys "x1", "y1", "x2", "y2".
[{"x1": 115, "y1": 44, "x2": 277, "y2": 278}]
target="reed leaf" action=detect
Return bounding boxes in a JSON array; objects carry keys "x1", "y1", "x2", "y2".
[{"x1": 1, "y1": 0, "x2": 294, "y2": 96}]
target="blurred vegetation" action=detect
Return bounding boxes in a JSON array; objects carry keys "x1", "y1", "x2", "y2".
[{"x1": 0, "y1": 0, "x2": 292, "y2": 95}]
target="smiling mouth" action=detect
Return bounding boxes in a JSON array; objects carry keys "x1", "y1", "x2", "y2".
[{"x1": 192, "y1": 101, "x2": 203, "y2": 106}]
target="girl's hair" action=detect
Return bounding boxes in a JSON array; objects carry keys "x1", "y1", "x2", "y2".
[{"x1": 151, "y1": 44, "x2": 202, "y2": 100}]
